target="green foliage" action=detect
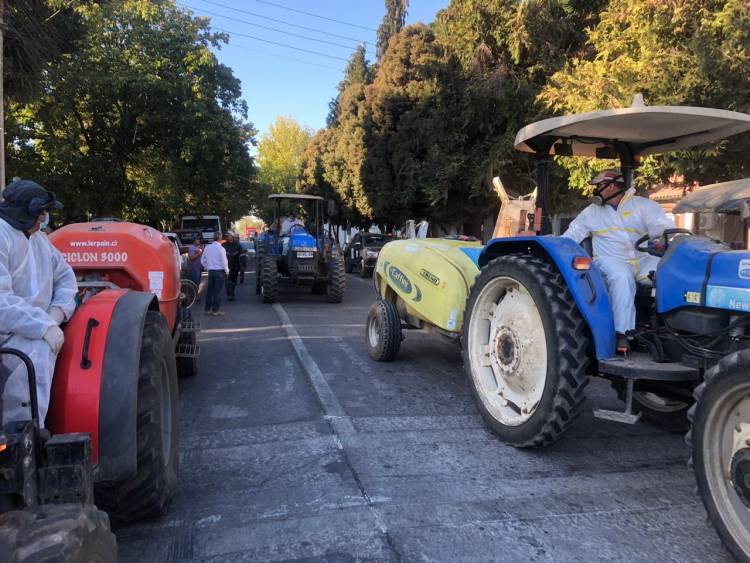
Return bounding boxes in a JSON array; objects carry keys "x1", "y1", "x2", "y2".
[
  {"x1": 257, "y1": 116, "x2": 313, "y2": 194},
  {"x1": 377, "y1": 0, "x2": 409, "y2": 60},
  {"x1": 5, "y1": 0, "x2": 256, "y2": 227},
  {"x1": 541, "y1": 0, "x2": 750, "y2": 187}
]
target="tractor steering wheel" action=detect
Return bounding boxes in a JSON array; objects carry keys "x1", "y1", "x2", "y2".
[{"x1": 635, "y1": 228, "x2": 693, "y2": 257}]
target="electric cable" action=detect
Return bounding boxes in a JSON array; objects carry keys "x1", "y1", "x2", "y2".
[
  {"x1": 253, "y1": 0, "x2": 377, "y2": 32},
  {"x1": 180, "y1": 3, "x2": 360, "y2": 50},
  {"x1": 193, "y1": 0, "x2": 372, "y2": 43}
]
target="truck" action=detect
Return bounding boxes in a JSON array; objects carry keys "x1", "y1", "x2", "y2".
[{"x1": 175, "y1": 214, "x2": 223, "y2": 244}]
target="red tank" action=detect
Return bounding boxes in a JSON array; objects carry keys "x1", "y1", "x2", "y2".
[{"x1": 49, "y1": 222, "x2": 181, "y2": 332}]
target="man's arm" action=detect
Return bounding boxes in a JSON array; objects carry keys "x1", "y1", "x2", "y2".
[
  {"x1": 640, "y1": 199, "x2": 675, "y2": 238},
  {"x1": 561, "y1": 207, "x2": 592, "y2": 244},
  {"x1": 0, "y1": 236, "x2": 56, "y2": 339},
  {"x1": 48, "y1": 242, "x2": 78, "y2": 321}
]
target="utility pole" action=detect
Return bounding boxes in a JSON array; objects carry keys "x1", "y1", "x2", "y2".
[{"x1": 0, "y1": 0, "x2": 5, "y2": 194}]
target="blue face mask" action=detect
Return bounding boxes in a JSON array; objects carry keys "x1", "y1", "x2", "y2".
[{"x1": 40, "y1": 212, "x2": 50, "y2": 231}]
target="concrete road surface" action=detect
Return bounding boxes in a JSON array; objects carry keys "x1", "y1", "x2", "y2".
[{"x1": 116, "y1": 269, "x2": 729, "y2": 562}]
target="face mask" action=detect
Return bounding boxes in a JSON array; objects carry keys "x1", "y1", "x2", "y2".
[{"x1": 40, "y1": 212, "x2": 50, "y2": 231}]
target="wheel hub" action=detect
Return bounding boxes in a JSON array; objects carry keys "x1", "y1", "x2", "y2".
[
  {"x1": 731, "y1": 447, "x2": 750, "y2": 508},
  {"x1": 492, "y1": 327, "x2": 520, "y2": 376}
]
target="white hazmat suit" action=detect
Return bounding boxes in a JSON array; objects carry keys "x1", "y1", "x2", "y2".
[
  {"x1": 0, "y1": 219, "x2": 77, "y2": 426},
  {"x1": 562, "y1": 188, "x2": 674, "y2": 334}
]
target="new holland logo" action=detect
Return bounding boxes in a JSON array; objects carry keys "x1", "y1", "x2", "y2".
[{"x1": 384, "y1": 262, "x2": 422, "y2": 302}]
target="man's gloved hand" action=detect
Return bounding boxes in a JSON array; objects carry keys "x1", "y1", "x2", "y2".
[
  {"x1": 43, "y1": 325, "x2": 65, "y2": 355},
  {"x1": 48, "y1": 307, "x2": 66, "y2": 325}
]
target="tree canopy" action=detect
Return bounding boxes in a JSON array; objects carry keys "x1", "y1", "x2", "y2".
[
  {"x1": 4, "y1": 0, "x2": 256, "y2": 227},
  {"x1": 297, "y1": 0, "x2": 749, "y2": 235}
]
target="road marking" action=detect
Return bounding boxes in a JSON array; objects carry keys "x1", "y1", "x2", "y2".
[
  {"x1": 272, "y1": 303, "x2": 401, "y2": 559},
  {"x1": 272, "y1": 303, "x2": 355, "y2": 434}
]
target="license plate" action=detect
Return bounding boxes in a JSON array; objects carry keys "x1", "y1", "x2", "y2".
[{"x1": 297, "y1": 252, "x2": 314, "y2": 258}]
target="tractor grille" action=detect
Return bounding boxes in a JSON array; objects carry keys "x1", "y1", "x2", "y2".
[{"x1": 294, "y1": 260, "x2": 318, "y2": 274}]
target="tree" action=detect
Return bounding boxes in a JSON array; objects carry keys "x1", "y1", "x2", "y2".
[
  {"x1": 6, "y1": 0, "x2": 256, "y2": 226},
  {"x1": 257, "y1": 116, "x2": 313, "y2": 194},
  {"x1": 540, "y1": 0, "x2": 750, "y2": 191},
  {"x1": 376, "y1": 0, "x2": 409, "y2": 60}
]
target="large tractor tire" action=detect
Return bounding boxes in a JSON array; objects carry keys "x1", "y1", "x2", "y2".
[
  {"x1": 261, "y1": 256, "x2": 278, "y2": 303},
  {"x1": 326, "y1": 254, "x2": 346, "y2": 303},
  {"x1": 96, "y1": 311, "x2": 180, "y2": 525},
  {"x1": 462, "y1": 254, "x2": 589, "y2": 448},
  {"x1": 688, "y1": 349, "x2": 750, "y2": 562},
  {"x1": 176, "y1": 307, "x2": 198, "y2": 378},
  {"x1": 1, "y1": 504, "x2": 117, "y2": 563},
  {"x1": 366, "y1": 299, "x2": 402, "y2": 361}
]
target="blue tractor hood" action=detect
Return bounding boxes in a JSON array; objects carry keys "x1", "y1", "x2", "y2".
[
  {"x1": 657, "y1": 236, "x2": 750, "y2": 313},
  {"x1": 289, "y1": 229, "x2": 317, "y2": 250}
]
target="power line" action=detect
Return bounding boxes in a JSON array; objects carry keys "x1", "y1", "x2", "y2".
[
  {"x1": 193, "y1": 0, "x2": 372, "y2": 43},
  {"x1": 254, "y1": 0, "x2": 378, "y2": 32},
  {"x1": 180, "y1": 3, "x2": 360, "y2": 50},
  {"x1": 209, "y1": 26, "x2": 350, "y2": 62},
  {"x1": 224, "y1": 43, "x2": 341, "y2": 71}
]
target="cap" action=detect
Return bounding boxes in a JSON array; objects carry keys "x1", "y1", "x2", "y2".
[
  {"x1": 589, "y1": 169, "x2": 624, "y2": 187},
  {"x1": 3, "y1": 179, "x2": 64, "y2": 214}
]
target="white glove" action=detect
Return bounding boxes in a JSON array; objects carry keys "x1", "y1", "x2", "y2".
[
  {"x1": 43, "y1": 325, "x2": 65, "y2": 355},
  {"x1": 48, "y1": 307, "x2": 66, "y2": 325}
]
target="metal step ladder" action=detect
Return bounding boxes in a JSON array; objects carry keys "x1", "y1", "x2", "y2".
[
  {"x1": 180, "y1": 320, "x2": 201, "y2": 333},
  {"x1": 175, "y1": 343, "x2": 200, "y2": 359}
]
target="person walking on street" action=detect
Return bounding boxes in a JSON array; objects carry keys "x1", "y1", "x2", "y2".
[
  {"x1": 187, "y1": 236, "x2": 203, "y2": 288},
  {"x1": 201, "y1": 238, "x2": 229, "y2": 316},
  {"x1": 222, "y1": 232, "x2": 242, "y2": 301}
]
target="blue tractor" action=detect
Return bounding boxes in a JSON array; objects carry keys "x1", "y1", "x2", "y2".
[
  {"x1": 256, "y1": 193, "x2": 345, "y2": 303},
  {"x1": 460, "y1": 98, "x2": 750, "y2": 558}
]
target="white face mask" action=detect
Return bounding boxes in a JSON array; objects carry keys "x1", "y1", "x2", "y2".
[{"x1": 40, "y1": 211, "x2": 50, "y2": 230}]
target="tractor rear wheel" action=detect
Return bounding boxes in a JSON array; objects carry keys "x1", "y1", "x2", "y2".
[
  {"x1": 326, "y1": 254, "x2": 346, "y2": 303},
  {"x1": 1, "y1": 504, "x2": 117, "y2": 563},
  {"x1": 462, "y1": 254, "x2": 589, "y2": 448},
  {"x1": 176, "y1": 307, "x2": 198, "y2": 378},
  {"x1": 96, "y1": 311, "x2": 180, "y2": 524},
  {"x1": 688, "y1": 349, "x2": 750, "y2": 561},
  {"x1": 366, "y1": 299, "x2": 401, "y2": 361},
  {"x1": 261, "y1": 256, "x2": 278, "y2": 303}
]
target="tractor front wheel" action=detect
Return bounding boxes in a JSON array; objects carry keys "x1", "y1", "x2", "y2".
[
  {"x1": 2, "y1": 504, "x2": 117, "y2": 563},
  {"x1": 261, "y1": 256, "x2": 278, "y2": 303},
  {"x1": 176, "y1": 307, "x2": 198, "y2": 378},
  {"x1": 326, "y1": 254, "x2": 346, "y2": 303},
  {"x1": 96, "y1": 311, "x2": 180, "y2": 524},
  {"x1": 688, "y1": 349, "x2": 750, "y2": 561},
  {"x1": 462, "y1": 254, "x2": 589, "y2": 448}
]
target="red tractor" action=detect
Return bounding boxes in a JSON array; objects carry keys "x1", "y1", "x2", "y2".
[{"x1": 43, "y1": 221, "x2": 200, "y2": 524}]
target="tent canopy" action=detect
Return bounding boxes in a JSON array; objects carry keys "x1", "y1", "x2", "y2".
[
  {"x1": 515, "y1": 99, "x2": 750, "y2": 158},
  {"x1": 673, "y1": 178, "x2": 750, "y2": 215}
]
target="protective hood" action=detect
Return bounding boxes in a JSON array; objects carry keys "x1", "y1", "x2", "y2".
[{"x1": 0, "y1": 180, "x2": 63, "y2": 232}]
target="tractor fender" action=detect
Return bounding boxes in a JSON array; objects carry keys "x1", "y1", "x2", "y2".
[
  {"x1": 48, "y1": 289, "x2": 158, "y2": 482},
  {"x1": 478, "y1": 236, "x2": 615, "y2": 359}
]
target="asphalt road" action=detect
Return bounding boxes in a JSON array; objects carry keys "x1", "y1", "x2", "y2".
[{"x1": 116, "y1": 269, "x2": 730, "y2": 562}]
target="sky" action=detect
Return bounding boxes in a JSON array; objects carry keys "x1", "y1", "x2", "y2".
[{"x1": 177, "y1": 0, "x2": 449, "y2": 141}]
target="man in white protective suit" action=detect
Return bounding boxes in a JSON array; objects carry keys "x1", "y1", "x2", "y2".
[
  {"x1": 0, "y1": 180, "x2": 77, "y2": 427},
  {"x1": 562, "y1": 169, "x2": 674, "y2": 353}
]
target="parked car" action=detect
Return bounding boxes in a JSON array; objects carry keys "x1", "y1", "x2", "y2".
[{"x1": 344, "y1": 232, "x2": 393, "y2": 278}]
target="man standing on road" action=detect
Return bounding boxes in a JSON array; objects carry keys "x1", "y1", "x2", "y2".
[
  {"x1": 0, "y1": 180, "x2": 77, "y2": 426},
  {"x1": 222, "y1": 231, "x2": 242, "y2": 302},
  {"x1": 201, "y1": 238, "x2": 229, "y2": 316}
]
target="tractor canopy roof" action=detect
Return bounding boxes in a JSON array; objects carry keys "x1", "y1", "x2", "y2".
[
  {"x1": 268, "y1": 193, "x2": 324, "y2": 201},
  {"x1": 673, "y1": 178, "x2": 750, "y2": 215},
  {"x1": 514, "y1": 94, "x2": 750, "y2": 158}
]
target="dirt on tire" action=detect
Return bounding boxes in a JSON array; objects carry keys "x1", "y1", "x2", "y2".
[{"x1": 95, "y1": 311, "x2": 180, "y2": 525}]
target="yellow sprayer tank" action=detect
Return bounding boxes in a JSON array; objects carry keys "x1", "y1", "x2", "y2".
[{"x1": 375, "y1": 239, "x2": 481, "y2": 333}]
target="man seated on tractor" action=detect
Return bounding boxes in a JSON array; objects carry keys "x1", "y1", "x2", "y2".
[
  {"x1": 562, "y1": 169, "x2": 674, "y2": 353},
  {"x1": 280, "y1": 212, "x2": 304, "y2": 256},
  {"x1": 0, "y1": 180, "x2": 77, "y2": 426}
]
